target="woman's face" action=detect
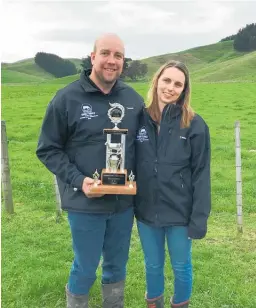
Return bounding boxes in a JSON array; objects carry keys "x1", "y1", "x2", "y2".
[{"x1": 157, "y1": 67, "x2": 185, "y2": 106}]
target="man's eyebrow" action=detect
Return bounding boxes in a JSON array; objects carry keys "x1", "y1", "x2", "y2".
[
  {"x1": 99, "y1": 49, "x2": 124, "y2": 56},
  {"x1": 99, "y1": 49, "x2": 110, "y2": 53}
]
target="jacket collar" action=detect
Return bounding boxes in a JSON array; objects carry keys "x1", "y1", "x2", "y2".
[
  {"x1": 144, "y1": 104, "x2": 182, "y2": 126},
  {"x1": 79, "y1": 69, "x2": 126, "y2": 94},
  {"x1": 162, "y1": 103, "x2": 182, "y2": 120}
]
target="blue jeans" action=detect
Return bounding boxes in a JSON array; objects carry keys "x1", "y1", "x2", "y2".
[
  {"x1": 137, "y1": 221, "x2": 192, "y2": 304},
  {"x1": 67, "y1": 208, "x2": 134, "y2": 295}
]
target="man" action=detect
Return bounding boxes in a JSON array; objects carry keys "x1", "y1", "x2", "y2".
[{"x1": 36, "y1": 33, "x2": 144, "y2": 308}]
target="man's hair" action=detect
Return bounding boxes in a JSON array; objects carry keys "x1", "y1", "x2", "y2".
[{"x1": 92, "y1": 33, "x2": 124, "y2": 53}]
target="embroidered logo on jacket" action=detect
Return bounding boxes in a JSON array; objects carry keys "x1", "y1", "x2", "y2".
[
  {"x1": 136, "y1": 126, "x2": 149, "y2": 142},
  {"x1": 80, "y1": 104, "x2": 98, "y2": 120}
]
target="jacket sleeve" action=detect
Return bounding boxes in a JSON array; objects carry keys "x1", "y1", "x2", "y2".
[
  {"x1": 188, "y1": 122, "x2": 211, "y2": 239},
  {"x1": 36, "y1": 94, "x2": 85, "y2": 190}
]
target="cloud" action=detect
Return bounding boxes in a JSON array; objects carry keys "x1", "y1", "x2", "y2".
[
  {"x1": 34, "y1": 1, "x2": 233, "y2": 41},
  {"x1": 2, "y1": 1, "x2": 256, "y2": 62}
]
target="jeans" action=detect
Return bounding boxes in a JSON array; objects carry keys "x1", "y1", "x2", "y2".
[
  {"x1": 67, "y1": 207, "x2": 134, "y2": 295},
  {"x1": 137, "y1": 221, "x2": 192, "y2": 304}
]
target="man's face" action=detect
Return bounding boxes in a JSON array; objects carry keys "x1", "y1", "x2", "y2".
[{"x1": 91, "y1": 36, "x2": 124, "y2": 85}]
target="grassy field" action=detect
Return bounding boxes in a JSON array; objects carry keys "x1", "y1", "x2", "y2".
[
  {"x1": 1, "y1": 69, "x2": 48, "y2": 84},
  {"x1": 1, "y1": 80, "x2": 256, "y2": 308},
  {"x1": 2, "y1": 59, "x2": 55, "y2": 80}
]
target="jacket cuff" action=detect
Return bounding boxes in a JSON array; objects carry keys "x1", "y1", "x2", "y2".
[
  {"x1": 188, "y1": 225, "x2": 207, "y2": 239},
  {"x1": 72, "y1": 174, "x2": 85, "y2": 190}
]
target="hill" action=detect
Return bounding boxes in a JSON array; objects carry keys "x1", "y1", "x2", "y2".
[
  {"x1": 46, "y1": 74, "x2": 80, "y2": 84},
  {"x1": 1, "y1": 69, "x2": 48, "y2": 84},
  {"x1": 68, "y1": 58, "x2": 82, "y2": 70},
  {"x1": 141, "y1": 40, "x2": 254, "y2": 81},
  {"x1": 2, "y1": 40, "x2": 256, "y2": 83},
  {"x1": 2, "y1": 59, "x2": 55, "y2": 80},
  {"x1": 1, "y1": 57, "x2": 82, "y2": 82},
  {"x1": 191, "y1": 51, "x2": 256, "y2": 82}
]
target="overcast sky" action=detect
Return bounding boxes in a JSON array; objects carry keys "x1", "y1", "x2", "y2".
[{"x1": 2, "y1": 0, "x2": 256, "y2": 63}]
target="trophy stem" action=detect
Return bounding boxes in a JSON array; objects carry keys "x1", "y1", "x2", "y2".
[
  {"x1": 120, "y1": 134, "x2": 126, "y2": 172},
  {"x1": 106, "y1": 134, "x2": 111, "y2": 170}
]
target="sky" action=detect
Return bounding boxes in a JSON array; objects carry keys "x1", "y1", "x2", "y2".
[{"x1": 2, "y1": 0, "x2": 256, "y2": 63}]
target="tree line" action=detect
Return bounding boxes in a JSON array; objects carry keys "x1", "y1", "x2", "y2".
[
  {"x1": 221, "y1": 23, "x2": 256, "y2": 52},
  {"x1": 80, "y1": 56, "x2": 148, "y2": 81},
  {"x1": 35, "y1": 52, "x2": 77, "y2": 78},
  {"x1": 34, "y1": 52, "x2": 148, "y2": 81}
]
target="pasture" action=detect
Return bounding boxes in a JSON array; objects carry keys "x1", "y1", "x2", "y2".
[{"x1": 1, "y1": 80, "x2": 256, "y2": 308}]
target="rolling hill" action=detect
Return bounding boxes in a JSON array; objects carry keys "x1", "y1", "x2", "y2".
[
  {"x1": 2, "y1": 59, "x2": 55, "y2": 80},
  {"x1": 1, "y1": 69, "x2": 49, "y2": 84},
  {"x1": 191, "y1": 51, "x2": 256, "y2": 82},
  {"x1": 141, "y1": 41, "x2": 254, "y2": 81},
  {"x1": 1, "y1": 40, "x2": 255, "y2": 83},
  {"x1": 1, "y1": 57, "x2": 82, "y2": 83}
]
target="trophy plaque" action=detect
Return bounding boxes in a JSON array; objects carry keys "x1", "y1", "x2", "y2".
[{"x1": 89, "y1": 103, "x2": 136, "y2": 195}]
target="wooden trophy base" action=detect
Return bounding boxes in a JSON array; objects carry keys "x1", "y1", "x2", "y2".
[
  {"x1": 89, "y1": 182, "x2": 137, "y2": 195},
  {"x1": 89, "y1": 169, "x2": 137, "y2": 195}
]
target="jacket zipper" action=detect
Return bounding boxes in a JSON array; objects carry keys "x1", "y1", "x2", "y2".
[
  {"x1": 180, "y1": 172, "x2": 184, "y2": 189},
  {"x1": 164, "y1": 128, "x2": 172, "y2": 156}
]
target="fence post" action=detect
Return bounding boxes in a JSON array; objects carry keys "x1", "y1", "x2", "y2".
[
  {"x1": 54, "y1": 175, "x2": 62, "y2": 222},
  {"x1": 1, "y1": 120, "x2": 14, "y2": 214},
  {"x1": 235, "y1": 121, "x2": 243, "y2": 233}
]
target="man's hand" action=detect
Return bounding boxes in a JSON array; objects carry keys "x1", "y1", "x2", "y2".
[{"x1": 82, "y1": 177, "x2": 104, "y2": 198}]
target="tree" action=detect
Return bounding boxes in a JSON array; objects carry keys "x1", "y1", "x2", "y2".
[
  {"x1": 220, "y1": 34, "x2": 236, "y2": 42},
  {"x1": 120, "y1": 57, "x2": 132, "y2": 79},
  {"x1": 140, "y1": 63, "x2": 148, "y2": 77},
  {"x1": 233, "y1": 23, "x2": 256, "y2": 52},
  {"x1": 34, "y1": 52, "x2": 77, "y2": 78},
  {"x1": 126, "y1": 60, "x2": 148, "y2": 81},
  {"x1": 81, "y1": 56, "x2": 92, "y2": 70}
]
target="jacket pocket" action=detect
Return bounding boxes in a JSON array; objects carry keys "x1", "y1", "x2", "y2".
[
  {"x1": 74, "y1": 142, "x2": 106, "y2": 177},
  {"x1": 179, "y1": 169, "x2": 192, "y2": 196}
]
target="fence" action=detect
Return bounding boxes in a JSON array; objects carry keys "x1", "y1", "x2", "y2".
[{"x1": 1, "y1": 120, "x2": 244, "y2": 231}]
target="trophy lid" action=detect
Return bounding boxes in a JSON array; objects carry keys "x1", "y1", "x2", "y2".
[{"x1": 108, "y1": 103, "x2": 125, "y2": 129}]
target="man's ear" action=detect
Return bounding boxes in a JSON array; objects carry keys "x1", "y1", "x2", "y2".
[{"x1": 90, "y1": 52, "x2": 95, "y2": 65}]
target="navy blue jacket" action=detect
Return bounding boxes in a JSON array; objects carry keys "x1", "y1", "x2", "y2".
[
  {"x1": 135, "y1": 105, "x2": 211, "y2": 239},
  {"x1": 36, "y1": 70, "x2": 144, "y2": 213}
]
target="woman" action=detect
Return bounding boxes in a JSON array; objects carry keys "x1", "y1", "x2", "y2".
[{"x1": 135, "y1": 60, "x2": 211, "y2": 308}]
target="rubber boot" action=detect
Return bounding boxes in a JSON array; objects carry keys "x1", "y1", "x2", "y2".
[
  {"x1": 65, "y1": 285, "x2": 88, "y2": 308},
  {"x1": 102, "y1": 280, "x2": 125, "y2": 308},
  {"x1": 146, "y1": 294, "x2": 164, "y2": 308},
  {"x1": 170, "y1": 297, "x2": 189, "y2": 308}
]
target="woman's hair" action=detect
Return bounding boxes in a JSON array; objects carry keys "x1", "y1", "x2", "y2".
[{"x1": 146, "y1": 60, "x2": 195, "y2": 128}]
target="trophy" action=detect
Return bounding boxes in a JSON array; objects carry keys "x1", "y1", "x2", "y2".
[{"x1": 89, "y1": 103, "x2": 136, "y2": 195}]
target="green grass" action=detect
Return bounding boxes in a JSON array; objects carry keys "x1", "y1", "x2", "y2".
[
  {"x1": 180, "y1": 41, "x2": 246, "y2": 63},
  {"x1": 142, "y1": 40, "x2": 255, "y2": 82},
  {"x1": 47, "y1": 74, "x2": 80, "y2": 84},
  {"x1": 192, "y1": 51, "x2": 256, "y2": 82},
  {"x1": 1, "y1": 69, "x2": 48, "y2": 84},
  {"x1": 3, "y1": 59, "x2": 55, "y2": 79},
  {"x1": 1, "y1": 81, "x2": 256, "y2": 307},
  {"x1": 2, "y1": 58, "x2": 79, "y2": 83}
]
